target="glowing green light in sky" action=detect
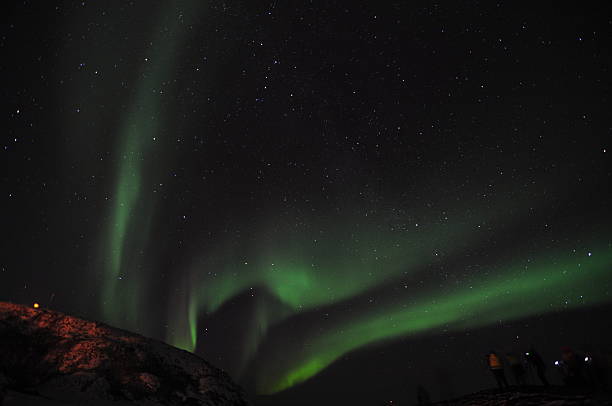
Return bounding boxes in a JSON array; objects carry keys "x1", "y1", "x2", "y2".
[
  {"x1": 168, "y1": 213, "x2": 477, "y2": 353},
  {"x1": 256, "y1": 243, "x2": 612, "y2": 393},
  {"x1": 167, "y1": 192, "x2": 561, "y2": 375},
  {"x1": 100, "y1": 2, "x2": 201, "y2": 328},
  {"x1": 62, "y1": 0, "x2": 610, "y2": 398}
]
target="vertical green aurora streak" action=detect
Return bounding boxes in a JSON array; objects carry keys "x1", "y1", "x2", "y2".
[{"x1": 101, "y1": 2, "x2": 200, "y2": 328}]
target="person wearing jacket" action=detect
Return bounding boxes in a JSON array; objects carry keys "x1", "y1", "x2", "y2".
[{"x1": 486, "y1": 351, "x2": 509, "y2": 389}]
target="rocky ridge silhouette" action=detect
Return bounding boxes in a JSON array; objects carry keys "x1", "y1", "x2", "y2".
[{"x1": 0, "y1": 302, "x2": 250, "y2": 405}]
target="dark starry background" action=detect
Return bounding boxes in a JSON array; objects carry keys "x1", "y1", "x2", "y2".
[{"x1": 2, "y1": 1, "x2": 611, "y2": 405}]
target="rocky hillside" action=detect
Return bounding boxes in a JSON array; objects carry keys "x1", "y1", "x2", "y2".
[{"x1": 0, "y1": 302, "x2": 250, "y2": 406}]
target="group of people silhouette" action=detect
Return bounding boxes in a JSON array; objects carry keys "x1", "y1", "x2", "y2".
[
  {"x1": 486, "y1": 348, "x2": 548, "y2": 389},
  {"x1": 486, "y1": 346, "x2": 607, "y2": 390},
  {"x1": 414, "y1": 346, "x2": 609, "y2": 406}
]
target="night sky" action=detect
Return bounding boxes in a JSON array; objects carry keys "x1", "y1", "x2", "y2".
[{"x1": 2, "y1": 1, "x2": 612, "y2": 404}]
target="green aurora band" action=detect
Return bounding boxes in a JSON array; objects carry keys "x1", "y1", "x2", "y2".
[
  {"x1": 256, "y1": 243, "x2": 612, "y2": 394},
  {"x1": 168, "y1": 190, "x2": 529, "y2": 339},
  {"x1": 168, "y1": 210, "x2": 482, "y2": 352},
  {"x1": 166, "y1": 187, "x2": 611, "y2": 394}
]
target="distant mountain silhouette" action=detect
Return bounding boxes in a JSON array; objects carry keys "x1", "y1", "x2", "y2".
[{"x1": 0, "y1": 302, "x2": 250, "y2": 405}]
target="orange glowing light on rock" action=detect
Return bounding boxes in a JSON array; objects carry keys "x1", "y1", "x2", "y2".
[{"x1": 33, "y1": 302, "x2": 40, "y2": 309}]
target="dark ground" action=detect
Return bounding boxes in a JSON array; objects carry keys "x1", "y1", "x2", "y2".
[{"x1": 435, "y1": 386, "x2": 612, "y2": 406}]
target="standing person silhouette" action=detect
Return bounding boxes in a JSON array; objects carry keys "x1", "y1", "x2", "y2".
[
  {"x1": 525, "y1": 347, "x2": 550, "y2": 386},
  {"x1": 560, "y1": 346, "x2": 586, "y2": 386},
  {"x1": 506, "y1": 352, "x2": 526, "y2": 385},
  {"x1": 416, "y1": 384, "x2": 431, "y2": 405},
  {"x1": 486, "y1": 351, "x2": 509, "y2": 389}
]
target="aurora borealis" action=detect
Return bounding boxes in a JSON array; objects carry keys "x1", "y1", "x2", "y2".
[
  {"x1": 3, "y1": 1, "x2": 611, "y2": 404},
  {"x1": 100, "y1": 0, "x2": 202, "y2": 331},
  {"x1": 253, "y1": 243, "x2": 612, "y2": 393}
]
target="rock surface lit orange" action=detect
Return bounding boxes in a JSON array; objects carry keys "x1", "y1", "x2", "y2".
[{"x1": 0, "y1": 301, "x2": 250, "y2": 405}]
